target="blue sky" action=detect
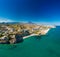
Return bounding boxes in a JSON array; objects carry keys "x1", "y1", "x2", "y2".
[{"x1": 0, "y1": 0, "x2": 60, "y2": 25}]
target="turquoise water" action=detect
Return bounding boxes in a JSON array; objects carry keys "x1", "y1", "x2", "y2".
[{"x1": 0, "y1": 26, "x2": 60, "y2": 57}]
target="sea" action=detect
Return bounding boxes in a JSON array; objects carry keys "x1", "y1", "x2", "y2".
[{"x1": 0, "y1": 26, "x2": 60, "y2": 57}]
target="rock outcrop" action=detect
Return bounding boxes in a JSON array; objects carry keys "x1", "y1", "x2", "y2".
[{"x1": 15, "y1": 34, "x2": 23, "y2": 43}]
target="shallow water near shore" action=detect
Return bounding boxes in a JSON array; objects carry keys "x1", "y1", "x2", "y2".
[{"x1": 0, "y1": 26, "x2": 60, "y2": 57}]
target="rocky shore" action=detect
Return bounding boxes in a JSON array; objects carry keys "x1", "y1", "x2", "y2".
[
  {"x1": 0, "y1": 29, "x2": 50, "y2": 44},
  {"x1": 0, "y1": 33, "x2": 23, "y2": 44},
  {"x1": 0, "y1": 22, "x2": 56, "y2": 44},
  {"x1": 23, "y1": 28, "x2": 50, "y2": 39}
]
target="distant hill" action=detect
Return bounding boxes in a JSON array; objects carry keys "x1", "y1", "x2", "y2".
[{"x1": 0, "y1": 22, "x2": 20, "y2": 24}]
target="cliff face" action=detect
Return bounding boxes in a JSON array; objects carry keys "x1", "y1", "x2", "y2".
[
  {"x1": 0, "y1": 23, "x2": 54, "y2": 44},
  {"x1": 8, "y1": 34, "x2": 23, "y2": 44},
  {"x1": 15, "y1": 34, "x2": 23, "y2": 43},
  {"x1": 0, "y1": 37, "x2": 9, "y2": 44}
]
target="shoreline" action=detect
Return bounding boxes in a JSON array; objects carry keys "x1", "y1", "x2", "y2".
[
  {"x1": 42, "y1": 29, "x2": 50, "y2": 35},
  {"x1": 23, "y1": 28, "x2": 50, "y2": 39},
  {"x1": 40, "y1": 28, "x2": 50, "y2": 35},
  {"x1": 23, "y1": 34, "x2": 38, "y2": 39}
]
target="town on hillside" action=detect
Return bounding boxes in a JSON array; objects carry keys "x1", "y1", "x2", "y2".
[{"x1": 0, "y1": 22, "x2": 56, "y2": 44}]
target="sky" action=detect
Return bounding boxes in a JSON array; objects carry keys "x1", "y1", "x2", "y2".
[{"x1": 0, "y1": 0, "x2": 60, "y2": 25}]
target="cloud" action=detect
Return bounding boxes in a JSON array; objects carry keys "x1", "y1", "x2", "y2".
[
  {"x1": 0, "y1": 17, "x2": 14, "y2": 23},
  {"x1": 34, "y1": 21, "x2": 60, "y2": 25}
]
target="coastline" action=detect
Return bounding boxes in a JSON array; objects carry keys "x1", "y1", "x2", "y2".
[
  {"x1": 41, "y1": 28, "x2": 50, "y2": 35},
  {"x1": 23, "y1": 34, "x2": 38, "y2": 39},
  {"x1": 23, "y1": 28, "x2": 50, "y2": 39}
]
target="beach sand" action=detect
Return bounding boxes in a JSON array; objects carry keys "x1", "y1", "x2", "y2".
[
  {"x1": 23, "y1": 28, "x2": 50, "y2": 39},
  {"x1": 23, "y1": 34, "x2": 37, "y2": 39}
]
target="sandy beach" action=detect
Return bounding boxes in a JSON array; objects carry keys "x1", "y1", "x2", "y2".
[
  {"x1": 41, "y1": 28, "x2": 50, "y2": 35},
  {"x1": 43, "y1": 29, "x2": 50, "y2": 34},
  {"x1": 23, "y1": 28, "x2": 50, "y2": 39},
  {"x1": 23, "y1": 34, "x2": 38, "y2": 39}
]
